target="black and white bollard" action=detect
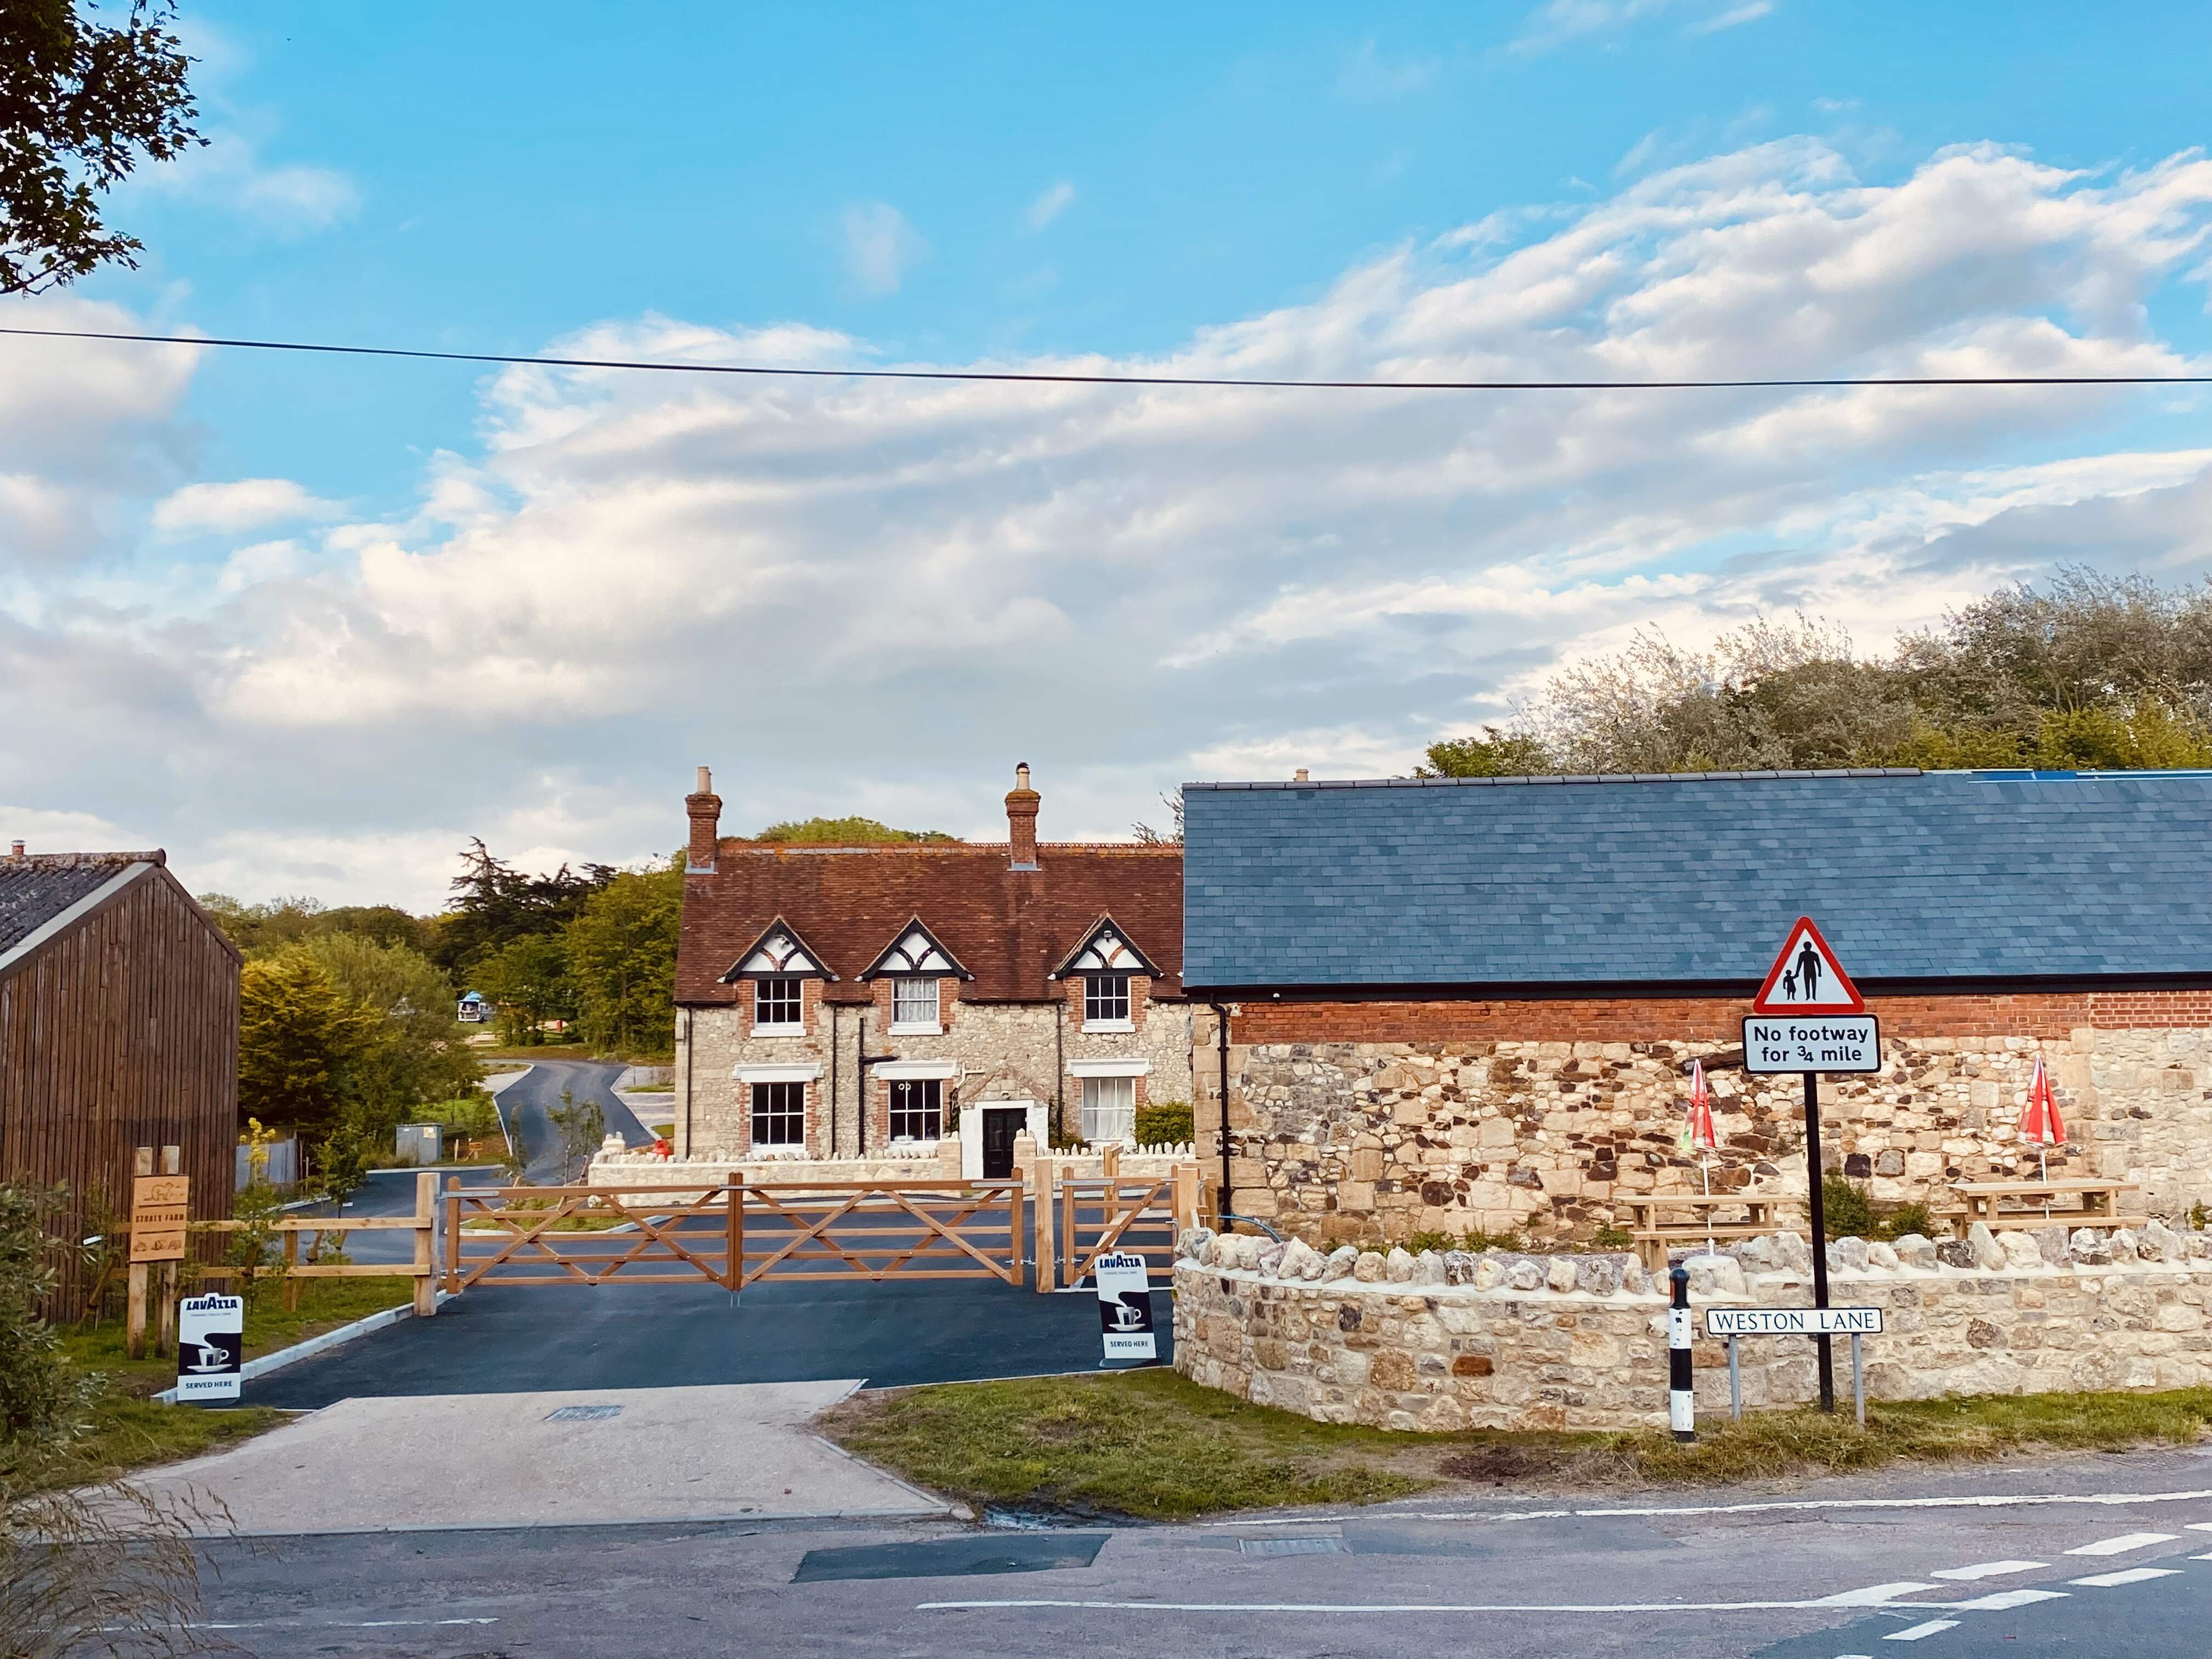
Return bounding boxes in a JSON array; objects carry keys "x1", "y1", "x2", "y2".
[{"x1": 1668, "y1": 1265, "x2": 1696, "y2": 1443}]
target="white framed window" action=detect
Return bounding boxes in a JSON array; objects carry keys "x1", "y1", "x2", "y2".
[
  {"x1": 1080, "y1": 1075, "x2": 1136, "y2": 1143},
  {"x1": 753, "y1": 976, "x2": 803, "y2": 1033},
  {"x1": 889, "y1": 1077, "x2": 943, "y2": 1142},
  {"x1": 1084, "y1": 973, "x2": 1131, "y2": 1029},
  {"x1": 891, "y1": 976, "x2": 940, "y2": 1032},
  {"x1": 751, "y1": 1080, "x2": 805, "y2": 1146}
]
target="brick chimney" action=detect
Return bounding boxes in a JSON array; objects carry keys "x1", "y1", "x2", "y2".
[
  {"x1": 685, "y1": 765, "x2": 721, "y2": 873},
  {"x1": 1005, "y1": 762, "x2": 1040, "y2": 871},
  {"x1": 6, "y1": 839, "x2": 23, "y2": 859}
]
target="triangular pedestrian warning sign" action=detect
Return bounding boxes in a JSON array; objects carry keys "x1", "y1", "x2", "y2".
[{"x1": 1750, "y1": 916, "x2": 1865, "y2": 1014}]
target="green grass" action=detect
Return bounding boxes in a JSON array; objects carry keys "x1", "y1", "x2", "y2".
[
  {"x1": 823, "y1": 1369, "x2": 2212, "y2": 1520},
  {"x1": 29, "y1": 1276, "x2": 419, "y2": 1493},
  {"x1": 822, "y1": 1368, "x2": 1434, "y2": 1520}
]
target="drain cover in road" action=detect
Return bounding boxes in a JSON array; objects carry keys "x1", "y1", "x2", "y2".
[
  {"x1": 1239, "y1": 1536, "x2": 1349, "y2": 1556},
  {"x1": 543, "y1": 1404, "x2": 623, "y2": 1421},
  {"x1": 792, "y1": 1533, "x2": 1109, "y2": 1582}
]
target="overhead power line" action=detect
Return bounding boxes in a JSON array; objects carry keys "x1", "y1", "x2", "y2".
[{"x1": 0, "y1": 323, "x2": 2208, "y2": 393}]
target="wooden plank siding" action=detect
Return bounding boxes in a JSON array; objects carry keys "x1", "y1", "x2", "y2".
[{"x1": 0, "y1": 867, "x2": 240, "y2": 1317}]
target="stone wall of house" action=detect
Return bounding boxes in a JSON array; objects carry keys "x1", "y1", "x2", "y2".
[
  {"x1": 675, "y1": 989, "x2": 1195, "y2": 1159},
  {"x1": 1197, "y1": 995, "x2": 2212, "y2": 1246},
  {"x1": 1172, "y1": 1219, "x2": 2212, "y2": 1432}
]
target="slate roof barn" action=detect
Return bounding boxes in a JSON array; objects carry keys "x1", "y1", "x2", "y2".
[
  {"x1": 0, "y1": 847, "x2": 241, "y2": 1316},
  {"x1": 1182, "y1": 769, "x2": 2212, "y2": 994}
]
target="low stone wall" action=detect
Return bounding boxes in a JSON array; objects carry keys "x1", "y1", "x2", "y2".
[
  {"x1": 585, "y1": 1142, "x2": 1197, "y2": 1192},
  {"x1": 1172, "y1": 1220, "x2": 2212, "y2": 1432}
]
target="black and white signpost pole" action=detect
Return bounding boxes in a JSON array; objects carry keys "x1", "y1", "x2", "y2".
[
  {"x1": 1668, "y1": 1265, "x2": 1695, "y2": 1442},
  {"x1": 1801, "y1": 1068, "x2": 1835, "y2": 1413},
  {"x1": 1742, "y1": 916, "x2": 1880, "y2": 1420}
]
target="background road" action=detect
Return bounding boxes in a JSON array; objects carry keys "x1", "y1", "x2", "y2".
[
  {"x1": 497, "y1": 1058, "x2": 652, "y2": 1181},
  {"x1": 177, "y1": 1448, "x2": 2212, "y2": 1658}
]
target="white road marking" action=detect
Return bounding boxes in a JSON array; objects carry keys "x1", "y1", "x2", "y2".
[
  {"x1": 2185, "y1": 1522, "x2": 2212, "y2": 1532},
  {"x1": 1882, "y1": 1621, "x2": 1959, "y2": 1642},
  {"x1": 1929, "y1": 1560, "x2": 2044, "y2": 1581},
  {"x1": 183, "y1": 1618, "x2": 497, "y2": 1632},
  {"x1": 1951, "y1": 1589, "x2": 2068, "y2": 1611},
  {"x1": 919, "y1": 1595, "x2": 1967, "y2": 1615},
  {"x1": 1815, "y1": 1583, "x2": 1939, "y2": 1606},
  {"x1": 2068, "y1": 1567, "x2": 2182, "y2": 1588},
  {"x1": 2193, "y1": 1553, "x2": 2212, "y2": 1561},
  {"x1": 1202, "y1": 1487, "x2": 2212, "y2": 1527},
  {"x1": 2064, "y1": 1532, "x2": 2177, "y2": 1556}
]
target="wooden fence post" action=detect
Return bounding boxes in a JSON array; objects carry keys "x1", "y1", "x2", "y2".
[
  {"x1": 1174, "y1": 1161, "x2": 1199, "y2": 1235},
  {"x1": 280, "y1": 1228, "x2": 301, "y2": 1311},
  {"x1": 126, "y1": 1146, "x2": 153, "y2": 1359},
  {"x1": 157, "y1": 1146, "x2": 182, "y2": 1356},
  {"x1": 1034, "y1": 1159, "x2": 1056, "y2": 1293},
  {"x1": 725, "y1": 1181, "x2": 744, "y2": 1291},
  {"x1": 413, "y1": 1170, "x2": 437, "y2": 1316},
  {"x1": 1103, "y1": 1142, "x2": 1121, "y2": 1178}
]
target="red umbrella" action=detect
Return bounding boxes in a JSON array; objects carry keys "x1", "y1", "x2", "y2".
[
  {"x1": 1685, "y1": 1060, "x2": 1718, "y2": 1152},
  {"x1": 2021, "y1": 1055, "x2": 2064, "y2": 1183},
  {"x1": 1685, "y1": 1059, "x2": 1719, "y2": 1254}
]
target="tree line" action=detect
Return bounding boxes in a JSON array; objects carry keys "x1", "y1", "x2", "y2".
[{"x1": 1420, "y1": 569, "x2": 2212, "y2": 779}]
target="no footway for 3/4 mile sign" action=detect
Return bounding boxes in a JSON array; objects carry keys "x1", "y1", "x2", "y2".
[{"x1": 1742, "y1": 916, "x2": 1881, "y2": 1074}]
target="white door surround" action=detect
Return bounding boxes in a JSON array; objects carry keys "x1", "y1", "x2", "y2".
[{"x1": 960, "y1": 1098, "x2": 1047, "y2": 1178}]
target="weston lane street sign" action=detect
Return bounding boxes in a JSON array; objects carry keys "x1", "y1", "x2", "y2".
[{"x1": 1707, "y1": 1305, "x2": 1884, "y2": 1338}]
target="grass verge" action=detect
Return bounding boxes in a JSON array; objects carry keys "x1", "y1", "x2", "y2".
[
  {"x1": 822, "y1": 1369, "x2": 2212, "y2": 1521},
  {"x1": 33, "y1": 1275, "x2": 418, "y2": 1493}
]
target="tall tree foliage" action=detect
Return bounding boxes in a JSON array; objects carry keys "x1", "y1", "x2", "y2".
[
  {"x1": 566, "y1": 862, "x2": 682, "y2": 1058},
  {"x1": 752, "y1": 815, "x2": 953, "y2": 844},
  {"x1": 0, "y1": 0, "x2": 201, "y2": 294},
  {"x1": 235, "y1": 955, "x2": 368, "y2": 1137},
  {"x1": 429, "y1": 838, "x2": 613, "y2": 979},
  {"x1": 1424, "y1": 570, "x2": 2212, "y2": 778}
]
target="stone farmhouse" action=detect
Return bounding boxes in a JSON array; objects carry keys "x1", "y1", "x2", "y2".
[
  {"x1": 1181, "y1": 768, "x2": 2212, "y2": 1245},
  {"x1": 672, "y1": 766, "x2": 1190, "y2": 1178}
]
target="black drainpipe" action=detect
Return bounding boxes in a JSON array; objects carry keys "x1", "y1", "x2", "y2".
[
  {"x1": 1053, "y1": 994, "x2": 1066, "y2": 1143},
  {"x1": 853, "y1": 1007, "x2": 899, "y2": 1156},
  {"x1": 682, "y1": 1007, "x2": 694, "y2": 1154},
  {"x1": 1210, "y1": 1000, "x2": 1233, "y2": 1221},
  {"x1": 829, "y1": 1002, "x2": 840, "y2": 1160}
]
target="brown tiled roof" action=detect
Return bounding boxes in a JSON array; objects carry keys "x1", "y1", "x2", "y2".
[{"x1": 676, "y1": 840, "x2": 1184, "y2": 1005}]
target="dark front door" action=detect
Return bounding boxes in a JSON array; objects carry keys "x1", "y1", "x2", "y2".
[{"x1": 981, "y1": 1108, "x2": 1023, "y2": 1180}]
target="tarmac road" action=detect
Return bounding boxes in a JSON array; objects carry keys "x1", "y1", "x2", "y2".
[
  {"x1": 176, "y1": 1447, "x2": 2212, "y2": 1658},
  {"x1": 497, "y1": 1057, "x2": 652, "y2": 1181}
]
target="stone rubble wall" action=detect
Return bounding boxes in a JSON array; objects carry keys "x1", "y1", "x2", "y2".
[
  {"x1": 1217, "y1": 1025, "x2": 2212, "y2": 1245},
  {"x1": 1171, "y1": 1218, "x2": 2212, "y2": 1432}
]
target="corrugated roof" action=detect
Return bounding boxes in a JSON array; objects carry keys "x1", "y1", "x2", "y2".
[
  {"x1": 0, "y1": 852, "x2": 160, "y2": 958},
  {"x1": 1181, "y1": 770, "x2": 2212, "y2": 990},
  {"x1": 676, "y1": 840, "x2": 1184, "y2": 1005}
]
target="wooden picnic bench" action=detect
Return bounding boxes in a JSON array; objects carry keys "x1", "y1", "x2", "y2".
[
  {"x1": 1618, "y1": 1192, "x2": 1797, "y2": 1270},
  {"x1": 1936, "y1": 1178, "x2": 2142, "y2": 1238}
]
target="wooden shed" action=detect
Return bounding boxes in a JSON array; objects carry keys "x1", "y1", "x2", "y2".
[{"x1": 0, "y1": 846, "x2": 241, "y2": 1316}]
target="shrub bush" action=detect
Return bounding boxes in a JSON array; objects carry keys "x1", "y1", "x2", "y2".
[
  {"x1": 1133, "y1": 1101, "x2": 1194, "y2": 1147},
  {"x1": 1821, "y1": 1176, "x2": 1877, "y2": 1239}
]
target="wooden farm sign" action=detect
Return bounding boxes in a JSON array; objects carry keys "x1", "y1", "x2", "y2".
[{"x1": 129, "y1": 1175, "x2": 190, "y2": 1263}]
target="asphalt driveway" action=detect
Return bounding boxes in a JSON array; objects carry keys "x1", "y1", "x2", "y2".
[
  {"x1": 244, "y1": 1274, "x2": 1167, "y2": 1408},
  {"x1": 496, "y1": 1058, "x2": 652, "y2": 1181}
]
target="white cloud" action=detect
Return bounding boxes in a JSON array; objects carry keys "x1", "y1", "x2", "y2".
[
  {"x1": 153, "y1": 478, "x2": 338, "y2": 534},
  {"x1": 135, "y1": 131, "x2": 358, "y2": 233},
  {"x1": 1025, "y1": 180, "x2": 1076, "y2": 230},
  {"x1": 1338, "y1": 40, "x2": 1442, "y2": 97},
  {"x1": 1512, "y1": 0, "x2": 1778, "y2": 54},
  {"x1": 840, "y1": 202, "x2": 928, "y2": 296},
  {"x1": 10, "y1": 138, "x2": 2212, "y2": 904}
]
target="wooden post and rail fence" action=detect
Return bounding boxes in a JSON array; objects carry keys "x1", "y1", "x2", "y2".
[{"x1": 118, "y1": 1145, "x2": 1212, "y2": 1348}]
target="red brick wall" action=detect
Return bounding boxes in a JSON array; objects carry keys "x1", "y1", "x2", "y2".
[{"x1": 1227, "y1": 990, "x2": 2212, "y2": 1046}]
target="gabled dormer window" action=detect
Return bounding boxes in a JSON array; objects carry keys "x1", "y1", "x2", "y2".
[
  {"x1": 861, "y1": 917, "x2": 971, "y2": 982},
  {"x1": 892, "y1": 977, "x2": 940, "y2": 1031},
  {"x1": 1052, "y1": 915, "x2": 1156, "y2": 1031},
  {"x1": 720, "y1": 917, "x2": 833, "y2": 1037}
]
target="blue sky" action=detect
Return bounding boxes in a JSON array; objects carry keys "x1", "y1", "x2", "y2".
[{"x1": 9, "y1": 0, "x2": 2212, "y2": 906}]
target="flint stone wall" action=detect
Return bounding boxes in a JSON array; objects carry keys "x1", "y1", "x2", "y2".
[
  {"x1": 1214, "y1": 1017, "x2": 2212, "y2": 1244},
  {"x1": 1172, "y1": 1221, "x2": 2212, "y2": 1432}
]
